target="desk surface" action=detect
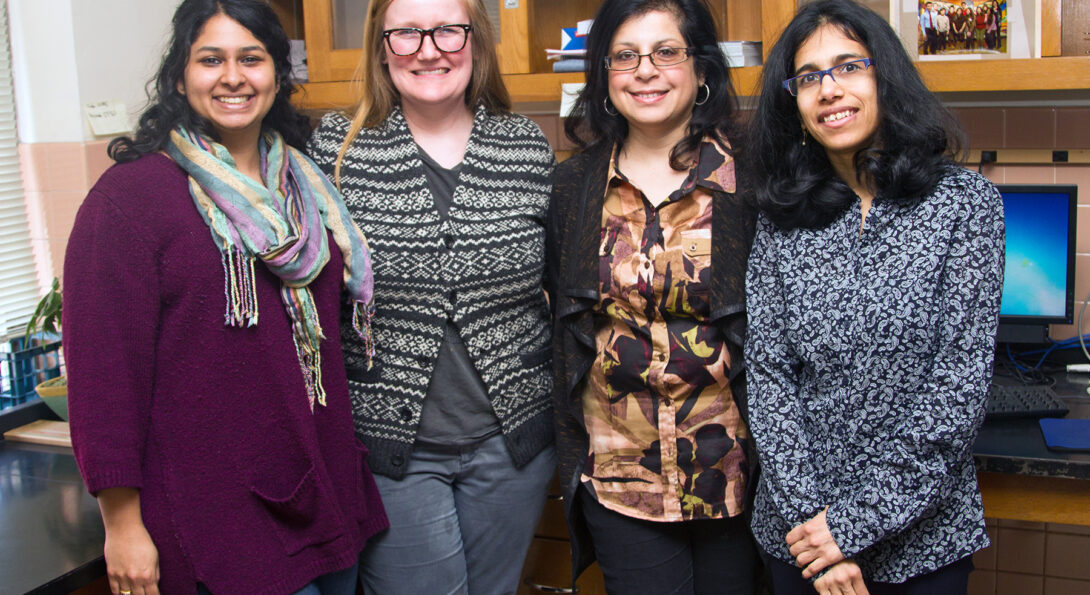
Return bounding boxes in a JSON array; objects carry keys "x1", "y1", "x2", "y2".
[
  {"x1": 974, "y1": 372, "x2": 1090, "y2": 480},
  {"x1": 0, "y1": 440, "x2": 105, "y2": 595}
]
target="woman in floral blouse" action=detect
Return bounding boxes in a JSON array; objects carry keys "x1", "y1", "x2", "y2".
[
  {"x1": 547, "y1": 0, "x2": 760, "y2": 592},
  {"x1": 744, "y1": 1, "x2": 1004, "y2": 594}
]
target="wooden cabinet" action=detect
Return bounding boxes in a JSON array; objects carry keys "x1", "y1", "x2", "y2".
[
  {"x1": 286, "y1": 0, "x2": 1090, "y2": 110},
  {"x1": 289, "y1": 0, "x2": 788, "y2": 109},
  {"x1": 517, "y1": 481, "x2": 608, "y2": 594}
]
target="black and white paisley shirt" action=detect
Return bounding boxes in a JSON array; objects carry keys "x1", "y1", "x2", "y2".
[{"x1": 744, "y1": 166, "x2": 1004, "y2": 582}]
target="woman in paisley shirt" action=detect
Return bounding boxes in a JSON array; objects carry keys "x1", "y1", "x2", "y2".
[
  {"x1": 546, "y1": 0, "x2": 760, "y2": 592},
  {"x1": 744, "y1": 1, "x2": 1004, "y2": 594}
]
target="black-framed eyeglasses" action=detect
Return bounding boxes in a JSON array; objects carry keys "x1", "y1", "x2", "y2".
[
  {"x1": 382, "y1": 24, "x2": 472, "y2": 56},
  {"x1": 604, "y1": 47, "x2": 695, "y2": 71},
  {"x1": 782, "y1": 58, "x2": 874, "y2": 96}
]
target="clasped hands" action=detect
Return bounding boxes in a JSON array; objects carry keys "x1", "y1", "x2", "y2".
[{"x1": 786, "y1": 507, "x2": 869, "y2": 595}]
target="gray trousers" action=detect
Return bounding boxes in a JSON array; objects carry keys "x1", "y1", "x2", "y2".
[{"x1": 359, "y1": 434, "x2": 556, "y2": 595}]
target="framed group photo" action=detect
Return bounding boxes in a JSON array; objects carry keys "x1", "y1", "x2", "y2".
[{"x1": 907, "y1": 0, "x2": 1038, "y2": 61}]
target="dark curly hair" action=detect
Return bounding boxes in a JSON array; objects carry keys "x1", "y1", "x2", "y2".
[
  {"x1": 563, "y1": 0, "x2": 738, "y2": 170},
  {"x1": 108, "y1": 0, "x2": 310, "y2": 162},
  {"x1": 744, "y1": 0, "x2": 965, "y2": 229}
]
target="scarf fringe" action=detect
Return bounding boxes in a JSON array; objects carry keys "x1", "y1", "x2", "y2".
[
  {"x1": 222, "y1": 248, "x2": 259, "y2": 327},
  {"x1": 351, "y1": 300, "x2": 376, "y2": 370},
  {"x1": 293, "y1": 332, "x2": 327, "y2": 411}
]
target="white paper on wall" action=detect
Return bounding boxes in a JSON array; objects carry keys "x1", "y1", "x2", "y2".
[{"x1": 84, "y1": 100, "x2": 131, "y2": 136}]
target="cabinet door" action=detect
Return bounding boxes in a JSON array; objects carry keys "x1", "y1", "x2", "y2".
[
  {"x1": 519, "y1": 539, "x2": 607, "y2": 595},
  {"x1": 303, "y1": 0, "x2": 367, "y2": 81},
  {"x1": 1061, "y1": 0, "x2": 1090, "y2": 56}
]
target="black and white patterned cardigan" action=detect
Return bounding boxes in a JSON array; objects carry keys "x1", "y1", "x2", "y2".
[
  {"x1": 307, "y1": 105, "x2": 556, "y2": 478},
  {"x1": 744, "y1": 165, "x2": 1004, "y2": 582}
]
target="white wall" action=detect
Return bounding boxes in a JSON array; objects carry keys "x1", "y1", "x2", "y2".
[
  {"x1": 8, "y1": 0, "x2": 82, "y2": 143},
  {"x1": 8, "y1": 0, "x2": 176, "y2": 143}
]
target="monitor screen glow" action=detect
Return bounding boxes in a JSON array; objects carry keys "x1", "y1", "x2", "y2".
[{"x1": 997, "y1": 185, "x2": 1077, "y2": 325}]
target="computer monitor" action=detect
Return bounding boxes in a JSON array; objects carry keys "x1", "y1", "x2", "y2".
[{"x1": 996, "y1": 184, "x2": 1078, "y2": 344}]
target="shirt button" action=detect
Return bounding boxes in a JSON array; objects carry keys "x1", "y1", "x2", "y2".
[{"x1": 656, "y1": 353, "x2": 666, "y2": 362}]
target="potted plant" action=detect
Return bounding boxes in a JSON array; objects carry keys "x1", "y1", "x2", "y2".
[{"x1": 25, "y1": 277, "x2": 67, "y2": 419}]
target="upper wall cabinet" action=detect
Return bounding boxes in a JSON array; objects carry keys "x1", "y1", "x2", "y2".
[
  {"x1": 293, "y1": 0, "x2": 793, "y2": 107},
  {"x1": 286, "y1": 0, "x2": 1090, "y2": 109}
]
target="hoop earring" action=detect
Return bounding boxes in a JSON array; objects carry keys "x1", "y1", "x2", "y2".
[
  {"x1": 694, "y1": 83, "x2": 710, "y2": 106},
  {"x1": 604, "y1": 98, "x2": 618, "y2": 116}
]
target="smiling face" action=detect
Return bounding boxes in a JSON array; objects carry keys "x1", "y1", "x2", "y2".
[
  {"x1": 606, "y1": 9, "x2": 701, "y2": 143},
  {"x1": 793, "y1": 24, "x2": 879, "y2": 172},
  {"x1": 382, "y1": 0, "x2": 472, "y2": 115},
  {"x1": 180, "y1": 13, "x2": 278, "y2": 152}
]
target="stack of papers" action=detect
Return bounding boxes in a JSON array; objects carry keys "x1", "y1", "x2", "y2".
[{"x1": 719, "y1": 41, "x2": 762, "y2": 68}]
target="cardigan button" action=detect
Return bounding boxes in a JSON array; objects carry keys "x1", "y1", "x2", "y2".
[
  {"x1": 399, "y1": 406, "x2": 412, "y2": 421},
  {"x1": 391, "y1": 454, "x2": 404, "y2": 467}
]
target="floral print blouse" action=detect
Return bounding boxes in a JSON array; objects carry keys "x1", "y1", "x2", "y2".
[
  {"x1": 745, "y1": 166, "x2": 1004, "y2": 582},
  {"x1": 580, "y1": 139, "x2": 749, "y2": 522}
]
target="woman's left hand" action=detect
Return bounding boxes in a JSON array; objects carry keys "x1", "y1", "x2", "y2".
[
  {"x1": 786, "y1": 507, "x2": 845, "y2": 578},
  {"x1": 813, "y1": 560, "x2": 869, "y2": 595}
]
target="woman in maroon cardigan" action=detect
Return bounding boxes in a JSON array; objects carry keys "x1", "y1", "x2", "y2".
[{"x1": 64, "y1": 1, "x2": 386, "y2": 594}]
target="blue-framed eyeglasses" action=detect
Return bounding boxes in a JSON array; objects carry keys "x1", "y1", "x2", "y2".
[{"x1": 782, "y1": 58, "x2": 874, "y2": 96}]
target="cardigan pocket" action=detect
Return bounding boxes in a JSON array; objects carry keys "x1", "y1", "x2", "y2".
[
  {"x1": 520, "y1": 345, "x2": 552, "y2": 368},
  {"x1": 249, "y1": 463, "x2": 346, "y2": 556}
]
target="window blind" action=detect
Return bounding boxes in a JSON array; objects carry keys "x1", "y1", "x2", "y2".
[{"x1": 0, "y1": 2, "x2": 43, "y2": 336}]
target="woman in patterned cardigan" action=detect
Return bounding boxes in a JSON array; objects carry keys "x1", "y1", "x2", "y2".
[
  {"x1": 744, "y1": 1, "x2": 1004, "y2": 593},
  {"x1": 306, "y1": 0, "x2": 556, "y2": 593}
]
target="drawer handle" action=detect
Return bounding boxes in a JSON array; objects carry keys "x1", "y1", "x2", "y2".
[{"x1": 523, "y1": 578, "x2": 577, "y2": 593}]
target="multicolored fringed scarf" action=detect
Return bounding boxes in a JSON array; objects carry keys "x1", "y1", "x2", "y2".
[{"x1": 166, "y1": 126, "x2": 374, "y2": 411}]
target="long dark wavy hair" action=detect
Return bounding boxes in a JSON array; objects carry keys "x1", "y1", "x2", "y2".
[
  {"x1": 563, "y1": 0, "x2": 737, "y2": 170},
  {"x1": 745, "y1": 0, "x2": 964, "y2": 229},
  {"x1": 108, "y1": 0, "x2": 310, "y2": 162}
]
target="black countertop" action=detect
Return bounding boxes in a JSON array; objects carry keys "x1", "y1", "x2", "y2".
[
  {"x1": 0, "y1": 401, "x2": 104, "y2": 595},
  {"x1": 974, "y1": 372, "x2": 1090, "y2": 480}
]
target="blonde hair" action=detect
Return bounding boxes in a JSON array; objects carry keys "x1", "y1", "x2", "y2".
[{"x1": 333, "y1": 0, "x2": 511, "y2": 186}]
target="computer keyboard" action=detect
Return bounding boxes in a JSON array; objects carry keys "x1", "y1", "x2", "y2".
[{"x1": 985, "y1": 383, "x2": 1069, "y2": 420}]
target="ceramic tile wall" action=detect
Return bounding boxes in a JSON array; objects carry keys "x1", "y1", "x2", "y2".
[
  {"x1": 18, "y1": 140, "x2": 111, "y2": 283},
  {"x1": 970, "y1": 520, "x2": 1090, "y2": 595}
]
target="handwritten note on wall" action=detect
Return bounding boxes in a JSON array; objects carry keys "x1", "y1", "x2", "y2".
[{"x1": 84, "y1": 100, "x2": 131, "y2": 136}]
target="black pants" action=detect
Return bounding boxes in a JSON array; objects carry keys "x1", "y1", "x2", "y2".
[
  {"x1": 579, "y1": 488, "x2": 761, "y2": 594},
  {"x1": 924, "y1": 29, "x2": 940, "y2": 55},
  {"x1": 764, "y1": 551, "x2": 973, "y2": 595}
]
